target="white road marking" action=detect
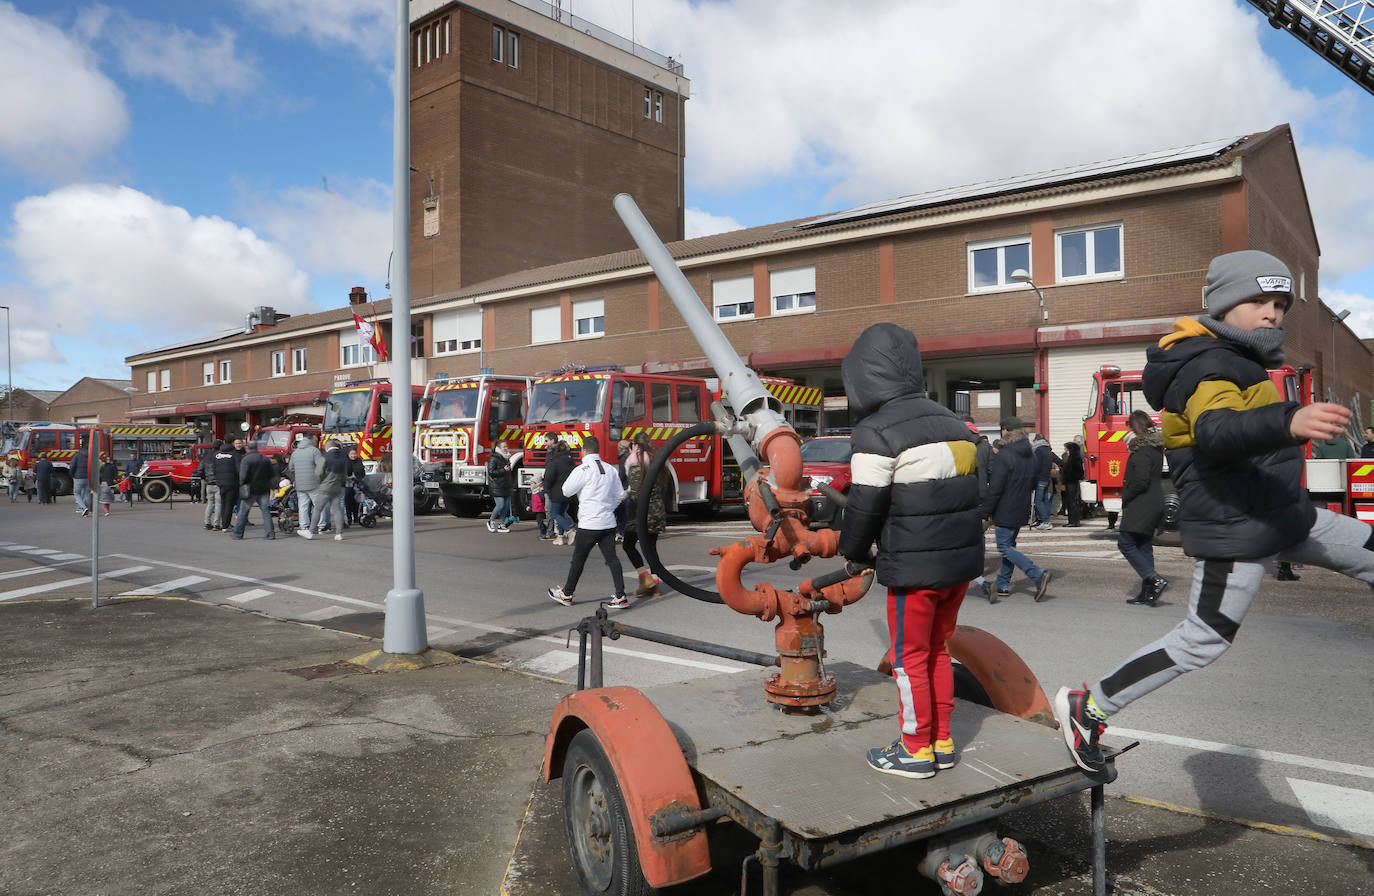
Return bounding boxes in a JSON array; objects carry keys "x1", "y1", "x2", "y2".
[
  {"x1": 108, "y1": 553, "x2": 381, "y2": 609},
  {"x1": 20, "y1": 548, "x2": 61, "y2": 555},
  {"x1": 524, "y1": 650, "x2": 580, "y2": 676},
  {"x1": 226, "y1": 589, "x2": 272, "y2": 604},
  {"x1": 3, "y1": 544, "x2": 37, "y2": 551},
  {"x1": 665, "y1": 564, "x2": 720, "y2": 574},
  {"x1": 1288, "y1": 778, "x2": 1374, "y2": 837},
  {"x1": 0, "y1": 558, "x2": 90, "y2": 579},
  {"x1": 118, "y1": 575, "x2": 210, "y2": 597},
  {"x1": 0, "y1": 566, "x2": 153, "y2": 602},
  {"x1": 48, "y1": 553, "x2": 85, "y2": 561},
  {"x1": 1111, "y1": 727, "x2": 1374, "y2": 780},
  {"x1": 302, "y1": 606, "x2": 352, "y2": 621}
]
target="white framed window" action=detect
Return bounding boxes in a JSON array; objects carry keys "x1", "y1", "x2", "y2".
[
  {"x1": 573, "y1": 298, "x2": 604, "y2": 339},
  {"x1": 434, "y1": 308, "x2": 482, "y2": 354},
  {"x1": 159, "y1": 368, "x2": 171, "y2": 391},
  {"x1": 968, "y1": 236, "x2": 1031, "y2": 292},
  {"x1": 147, "y1": 371, "x2": 157, "y2": 393},
  {"x1": 292, "y1": 347, "x2": 307, "y2": 373},
  {"x1": 1056, "y1": 223, "x2": 1122, "y2": 281},
  {"x1": 340, "y1": 331, "x2": 377, "y2": 367},
  {"x1": 492, "y1": 25, "x2": 504, "y2": 62},
  {"x1": 202, "y1": 362, "x2": 213, "y2": 385},
  {"x1": 218, "y1": 360, "x2": 231, "y2": 384},
  {"x1": 770, "y1": 267, "x2": 816, "y2": 315},
  {"x1": 644, "y1": 86, "x2": 652, "y2": 118},
  {"x1": 654, "y1": 91, "x2": 663, "y2": 123},
  {"x1": 1300, "y1": 269, "x2": 1307, "y2": 302},
  {"x1": 443, "y1": 16, "x2": 450, "y2": 54},
  {"x1": 713, "y1": 276, "x2": 754, "y2": 321},
  {"x1": 531, "y1": 306, "x2": 560, "y2": 345},
  {"x1": 271, "y1": 350, "x2": 287, "y2": 377},
  {"x1": 508, "y1": 32, "x2": 519, "y2": 67},
  {"x1": 415, "y1": 31, "x2": 422, "y2": 67}
]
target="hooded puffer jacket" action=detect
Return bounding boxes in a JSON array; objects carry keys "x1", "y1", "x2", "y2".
[
  {"x1": 835, "y1": 323, "x2": 984, "y2": 589},
  {"x1": 1119, "y1": 429, "x2": 1164, "y2": 536},
  {"x1": 1142, "y1": 317, "x2": 1312, "y2": 559}
]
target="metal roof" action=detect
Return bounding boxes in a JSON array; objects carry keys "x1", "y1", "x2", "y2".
[{"x1": 797, "y1": 135, "x2": 1247, "y2": 230}]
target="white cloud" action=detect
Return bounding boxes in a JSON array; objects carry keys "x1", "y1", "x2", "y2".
[
  {"x1": 233, "y1": 179, "x2": 393, "y2": 283},
  {"x1": 1293, "y1": 143, "x2": 1374, "y2": 281},
  {"x1": 8, "y1": 184, "x2": 313, "y2": 341},
  {"x1": 0, "y1": 2, "x2": 128, "y2": 179},
  {"x1": 684, "y1": 207, "x2": 743, "y2": 239},
  {"x1": 1321, "y1": 287, "x2": 1374, "y2": 340},
  {"x1": 235, "y1": 0, "x2": 392, "y2": 66},
  {"x1": 80, "y1": 5, "x2": 261, "y2": 103}
]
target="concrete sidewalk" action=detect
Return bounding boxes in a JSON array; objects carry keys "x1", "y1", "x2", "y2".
[{"x1": 2, "y1": 591, "x2": 1369, "y2": 895}]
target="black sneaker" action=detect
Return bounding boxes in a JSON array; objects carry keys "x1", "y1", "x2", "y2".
[
  {"x1": 995, "y1": 587, "x2": 1011, "y2": 599},
  {"x1": 1053, "y1": 686, "x2": 1109, "y2": 774}
]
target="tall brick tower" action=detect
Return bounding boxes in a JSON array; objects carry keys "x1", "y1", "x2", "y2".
[{"x1": 408, "y1": 0, "x2": 689, "y2": 297}]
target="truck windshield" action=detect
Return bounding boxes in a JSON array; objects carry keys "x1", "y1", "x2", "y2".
[
  {"x1": 428, "y1": 388, "x2": 480, "y2": 421},
  {"x1": 324, "y1": 390, "x2": 372, "y2": 432},
  {"x1": 255, "y1": 430, "x2": 293, "y2": 449},
  {"x1": 527, "y1": 379, "x2": 605, "y2": 424}
]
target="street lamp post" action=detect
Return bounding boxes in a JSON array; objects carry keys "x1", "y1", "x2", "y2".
[
  {"x1": 1, "y1": 304, "x2": 11, "y2": 423},
  {"x1": 1009, "y1": 269, "x2": 1048, "y2": 322},
  {"x1": 1331, "y1": 307, "x2": 1350, "y2": 403}
]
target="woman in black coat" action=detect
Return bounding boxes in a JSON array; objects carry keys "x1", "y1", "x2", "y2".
[
  {"x1": 1059, "y1": 441, "x2": 1085, "y2": 527},
  {"x1": 1118, "y1": 410, "x2": 1167, "y2": 605}
]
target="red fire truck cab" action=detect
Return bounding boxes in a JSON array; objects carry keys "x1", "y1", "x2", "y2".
[
  {"x1": 415, "y1": 374, "x2": 531, "y2": 516},
  {"x1": 320, "y1": 379, "x2": 425, "y2": 471}
]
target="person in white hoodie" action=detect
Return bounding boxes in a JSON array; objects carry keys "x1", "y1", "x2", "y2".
[{"x1": 547, "y1": 436, "x2": 629, "y2": 609}]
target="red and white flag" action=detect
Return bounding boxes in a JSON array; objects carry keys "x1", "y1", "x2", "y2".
[{"x1": 352, "y1": 312, "x2": 389, "y2": 361}]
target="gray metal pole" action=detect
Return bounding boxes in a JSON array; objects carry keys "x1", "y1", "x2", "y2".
[
  {"x1": 383, "y1": 0, "x2": 426, "y2": 655},
  {"x1": 2, "y1": 305, "x2": 11, "y2": 423}
]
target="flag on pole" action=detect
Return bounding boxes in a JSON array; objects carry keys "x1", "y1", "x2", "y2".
[{"x1": 352, "y1": 312, "x2": 389, "y2": 362}]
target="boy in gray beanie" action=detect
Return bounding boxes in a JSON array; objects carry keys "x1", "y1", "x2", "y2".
[{"x1": 1054, "y1": 249, "x2": 1374, "y2": 775}]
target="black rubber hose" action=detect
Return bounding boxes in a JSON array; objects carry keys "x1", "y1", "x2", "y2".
[{"x1": 637, "y1": 420, "x2": 725, "y2": 603}]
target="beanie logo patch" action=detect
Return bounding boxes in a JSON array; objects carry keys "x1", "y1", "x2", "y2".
[{"x1": 1256, "y1": 275, "x2": 1292, "y2": 293}]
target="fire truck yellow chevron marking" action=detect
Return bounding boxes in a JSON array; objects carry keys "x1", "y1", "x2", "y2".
[
  {"x1": 1105, "y1": 431, "x2": 1128, "y2": 442},
  {"x1": 1356, "y1": 464, "x2": 1374, "y2": 477}
]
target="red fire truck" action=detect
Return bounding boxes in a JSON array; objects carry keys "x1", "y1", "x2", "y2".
[
  {"x1": 249, "y1": 414, "x2": 323, "y2": 461},
  {"x1": 414, "y1": 374, "x2": 532, "y2": 516},
  {"x1": 320, "y1": 378, "x2": 425, "y2": 469},
  {"x1": 5, "y1": 422, "x2": 202, "y2": 496},
  {"x1": 515, "y1": 367, "x2": 823, "y2": 515}
]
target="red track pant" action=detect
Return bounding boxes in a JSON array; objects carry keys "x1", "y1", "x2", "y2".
[{"x1": 888, "y1": 583, "x2": 968, "y2": 753}]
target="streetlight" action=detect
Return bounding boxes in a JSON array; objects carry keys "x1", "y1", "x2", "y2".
[
  {"x1": 1, "y1": 304, "x2": 11, "y2": 424},
  {"x1": 1330, "y1": 306, "x2": 1350, "y2": 402},
  {"x1": 1009, "y1": 269, "x2": 1048, "y2": 322}
]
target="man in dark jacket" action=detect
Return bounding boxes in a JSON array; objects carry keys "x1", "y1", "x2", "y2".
[
  {"x1": 1031, "y1": 435, "x2": 1059, "y2": 529},
  {"x1": 980, "y1": 418, "x2": 1051, "y2": 602},
  {"x1": 232, "y1": 443, "x2": 276, "y2": 539},
  {"x1": 485, "y1": 440, "x2": 515, "y2": 533},
  {"x1": 211, "y1": 438, "x2": 243, "y2": 531},
  {"x1": 1055, "y1": 249, "x2": 1374, "y2": 776},
  {"x1": 34, "y1": 456, "x2": 54, "y2": 505},
  {"x1": 544, "y1": 441, "x2": 578, "y2": 544},
  {"x1": 837, "y1": 324, "x2": 984, "y2": 780}
]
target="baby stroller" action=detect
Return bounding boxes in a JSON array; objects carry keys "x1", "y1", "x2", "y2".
[
  {"x1": 269, "y1": 478, "x2": 298, "y2": 534},
  {"x1": 357, "y1": 475, "x2": 393, "y2": 528}
]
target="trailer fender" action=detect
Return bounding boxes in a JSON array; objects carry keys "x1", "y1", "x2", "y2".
[{"x1": 545, "y1": 686, "x2": 710, "y2": 888}]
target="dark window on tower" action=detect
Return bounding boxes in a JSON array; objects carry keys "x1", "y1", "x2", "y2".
[
  {"x1": 508, "y1": 32, "x2": 520, "y2": 68},
  {"x1": 492, "y1": 25, "x2": 504, "y2": 62}
]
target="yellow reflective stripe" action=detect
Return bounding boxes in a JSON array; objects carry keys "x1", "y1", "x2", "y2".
[
  {"x1": 1106, "y1": 431, "x2": 1128, "y2": 443},
  {"x1": 1355, "y1": 464, "x2": 1374, "y2": 477}
]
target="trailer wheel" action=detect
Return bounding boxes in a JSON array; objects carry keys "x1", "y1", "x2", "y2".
[
  {"x1": 561, "y1": 729, "x2": 651, "y2": 896},
  {"x1": 142, "y1": 478, "x2": 172, "y2": 503},
  {"x1": 952, "y1": 661, "x2": 994, "y2": 708}
]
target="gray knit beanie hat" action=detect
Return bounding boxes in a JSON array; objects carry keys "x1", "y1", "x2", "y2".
[{"x1": 1202, "y1": 250, "x2": 1295, "y2": 318}]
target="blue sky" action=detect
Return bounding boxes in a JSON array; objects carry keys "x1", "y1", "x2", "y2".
[{"x1": 2, "y1": 0, "x2": 1373, "y2": 394}]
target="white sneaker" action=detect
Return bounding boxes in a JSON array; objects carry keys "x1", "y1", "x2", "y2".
[
  {"x1": 496, "y1": 525, "x2": 510, "y2": 533},
  {"x1": 603, "y1": 595, "x2": 630, "y2": 610},
  {"x1": 564, "y1": 528, "x2": 577, "y2": 545},
  {"x1": 548, "y1": 585, "x2": 573, "y2": 606},
  {"x1": 298, "y1": 529, "x2": 314, "y2": 540},
  {"x1": 486, "y1": 519, "x2": 497, "y2": 532},
  {"x1": 334, "y1": 533, "x2": 342, "y2": 541}
]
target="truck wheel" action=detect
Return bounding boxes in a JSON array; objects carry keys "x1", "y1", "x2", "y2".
[
  {"x1": 415, "y1": 492, "x2": 437, "y2": 514},
  {"x1": 142, "y1": 478, "x2": 172, "y2": 503},
  {"x1": 51, "y1": 471, "x2": 73, "y2": 497},
  {"x1": 561, "y1": 729, "x2": 651, "y2": 896},
  {"x1": 442, "y1": 493, "x2": 481, "y2": 518}
]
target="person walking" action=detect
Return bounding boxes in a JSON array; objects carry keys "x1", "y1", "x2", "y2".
[
  {"x1": 1059, "y1": 441, "x2": 1085, "y2": 527},
  {"x1": 288, "y1": 435, "x2": 323, "y2": 538},
  {"x1": 1054, "y1": 250, "x2": 1374, "y2": 775},
  {"x1": 962, "y1": 416, "x2": 995, "y2": 602},
  {"x1": 34, "y1": 456, "x2": 53, "y2": 505},
  {"x1": 97, "y1": 457, "x2": 117, "y2": 517},
  {"x1": 212, "y1": 439, "x2": 242, "y2": 532},
  {"x1": 1117, "y1": 411, "x2": 1168, "y2": 605},
  {"x1": 4, "y1": 455, "x2": 20, "y2": 502},
  {"x1": 125, "y1": 453, "x2": 142, "y2": 507},
  {"x1": 312, "y1": 440, "x2": 347, "y2": 541},
  {"x1": 343, "y1": 446, "x2": 366, "y2": 526},
  {"x1": 70, "y1": 436, "x2": 92, "y2": 516},
  {"x1": 547, "y1": 436, "x2": 628, "y2": 608},
  {"x1": 485, "y1": 440, "x2": 515, "y2": 533},
  {"x1": 980, "y1": 417, "x2": 1051, "y2": 601},
  {"x1": 530, "y1": 474, "x2": 552, "y2": 539},
  {"x1": 614, "y1": 438, "x2": 632, "y2": 542},
  {"x1": 232, "y1": 443, "x2": 276, "y2": 540},
  {"x1": 1030, "y1": 434, "x2": 1059, "y2": 530},
  {"x1": 622, "y1": 433, "x2": 668, "y2": 599},
  {"x1": 836, "y1": 324, "x2": 984, "y2": 779},
  {"x1": 544, "y1": 440, "x2": 578, "y2": 544},
  {"x1": 198, "y1": 444, "x2": 221, "y2": 527}
]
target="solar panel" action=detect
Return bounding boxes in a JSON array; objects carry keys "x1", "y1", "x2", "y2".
[{"x1": 798, "y1": 135, "x2": 1247, "y2": 230}]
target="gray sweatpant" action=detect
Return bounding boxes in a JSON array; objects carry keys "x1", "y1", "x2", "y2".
[{"x1": 1092, "y1": 509, "x2": 1374, "y2": 714}]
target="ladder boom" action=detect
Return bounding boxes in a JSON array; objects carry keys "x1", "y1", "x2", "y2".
[{"x1": 1245, "y1": 0, "x2": 1374, "y2": 96}]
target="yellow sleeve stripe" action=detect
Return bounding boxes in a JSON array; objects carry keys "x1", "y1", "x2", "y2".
[{"x1": 1172, "y1": 379, "x2": 1282, "y2": 447}]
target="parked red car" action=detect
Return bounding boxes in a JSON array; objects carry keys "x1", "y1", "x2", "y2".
[{"x1": 800, "y1": 435, "x2": 853, "y2": 529}]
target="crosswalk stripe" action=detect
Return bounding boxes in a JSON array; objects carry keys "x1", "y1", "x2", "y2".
[
  {"x1": 302, "y1": 606, "x2": 351, "y2": 621},
  {"x1": 20, "y1": 548, "x2": 61, "y2": 555},
  {"x1": 524, "y1": 650, "x2": 580, "y2": 676},
  {"x1": 117, "y1": 575, "x2": 210, "y2": 597},
  {"x1": 226, "y1": 589, "x2": 272, "y2": 604},
  {"x1": 0, "y1": 565, "x2": 153, "y2": 602},
  {"x1": 0, "y1": 558, "x2": 90, "y2": 580}
]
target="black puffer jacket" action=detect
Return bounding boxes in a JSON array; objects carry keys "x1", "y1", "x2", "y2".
[
  {"x1": 836, "y1": 324, "x2": 984, "y2": 589},
  {"x1": 1119, "y1": 430, "x2": 1165, "y2": 536},
  {"x1": 212, "y1": 447, "x2": 241, "y2": 491},
  {"x1": 981, "y1": 437, "x2": 1037, "y2": 529},
  {"x1": 486, "y1": 451, "x2": 513, "y2": 498},
  {"x1": 238, "y1": 450, "x2": 276, "y2": 496},
  {"x1": 1142, "y1": 317, "x2": 1311, "y2": 559},
  {"x1": 544, "y1": 449, "x2": 577, "y2": 503}
]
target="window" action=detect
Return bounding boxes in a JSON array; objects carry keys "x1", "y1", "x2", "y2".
[
  {"x1": 651, "y1": 383, "x2": 672, "y2": 422},
  {"x1": 271, "y1": 350, "x2": 286, "y2": 377},
  {"x1": 573, "y1": 299, "x2": 604, "y2": 339},
  {"x1": 415, "y1": 31, "x2": 422, "y2": 67},
  {"x1": 508, "y1": 32, "x2": 519, "y2": 67},
  {"x1": 531, "y1": 306, "x2": 560, "y2": 344},
  {"x1": 713, "y1": 275, "x2": 754, "y2": 321},
  {"x1": 160, "y1": 369, "x2": 171, "y2": 391},
  {"x1": 340, "y1": 332, "x2": 376, "y2": 367},
  {"x1": 644, "y1": 86, "x2": 652, "y2": 118},
  {"x1": 443, "y1": 16, "x2": 450, "y2": 54},
  {"x1": 770, "y1": 267, "x2": 816, "y2": 315},
  {"x1": 968, "y1": 236, "x2": 1031, "y2": 291},
  {"x1": 147, "y1": 371, "x2": 157, "y2": 393},
  {"x1": 675, "y1": 384, "x2": 701, "y2": 422},
  {"x1": 292, "y1": 347, "x2": 307, "y2": 373},
  {"x1": 493, "y1": 25, "x2": 504, "y2": 62},
  {"x1": 1056, "y1": 224, "x2": 1122, "y2": 280},
  {"x1": 218, "y1": 360, "x2": 231, "y2": 383},
  {"x1": 410, "y1": 322, "x2": 425, "y2": 359},
  {"x1": 654, "y1": 91, "x2": 663, "y2": 123},
  {"x1": 202, "y1": 362, "x2": 213, "y2": 385},
  {"x1": 434, "y1": 308, "x2": 482, "y2": 354}
]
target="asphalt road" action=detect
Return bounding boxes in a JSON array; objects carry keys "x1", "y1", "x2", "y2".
[{"x1": 3, "y1": 494, "x2": 1372, "y2": 852}]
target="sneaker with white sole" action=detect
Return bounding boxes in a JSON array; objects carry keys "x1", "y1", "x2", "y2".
[
  {"x1": 548, "y1": 585, "x2": 573, "y2": 606},
  {"x1": 334, "y1": 533, "x2": 342, "y2": 541},
  {"x1": 486, "y1": 519, "x2": 497, "y2": 533},
  {"x1": 298, "y1": 529, "x2": 314, "y2": 540},
  {"x1": 932, "y1": 738, "x2": 958, "y2": 770},
  {"x1": 866, "y1": 740, "x2": 936, "y2": 779},
  {"x1": 496, "y1": 525, "x2": 510, "y2": 533},
  {"x1": 603, "y1": 595, "x2": 630, "y2": 610},
  {"x1": 1053, "y1": 686, "x2": 1109, "y2": 774}
]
